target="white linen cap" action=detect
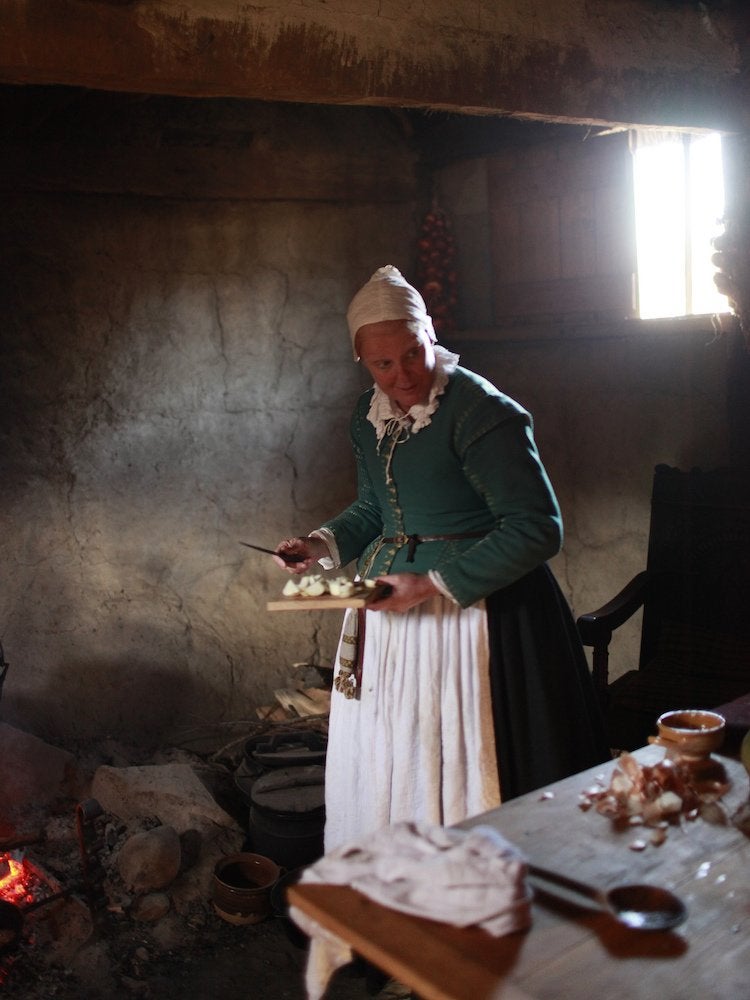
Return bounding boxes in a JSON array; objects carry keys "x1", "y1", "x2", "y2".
[{"x1": 346, "y1": 265, "x2": 436, "y2": 360}]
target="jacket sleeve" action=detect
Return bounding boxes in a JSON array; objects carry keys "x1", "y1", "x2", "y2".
[
  {"x1": 319, "y1": 422, "x2": 383, "y2": 568},
  {"x1": 435, "y1": 403, "x2": 562, "y2": 607}
]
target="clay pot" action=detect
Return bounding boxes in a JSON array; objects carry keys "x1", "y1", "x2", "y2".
[
  {"x1": 740, "y1": 727, "x2": 750, "y2": 776},
  {"x1": 649, "y1": 709, "x2": 726, "y2": 760},
  {"x1": 212, "y1": 853, "x2": 280, "y2": 925}
]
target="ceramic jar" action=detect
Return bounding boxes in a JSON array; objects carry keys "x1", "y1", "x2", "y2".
[
  {"x1": 212, "y1": 852, "x2": 280, "y2": 925},
  {"x1": 648, "y1": 709, "x2": 726, "y2": 760}
]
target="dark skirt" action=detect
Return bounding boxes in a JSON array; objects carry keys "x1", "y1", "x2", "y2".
[{"x1": 486, "y1": 564, "x2": 611, "y2": 800}]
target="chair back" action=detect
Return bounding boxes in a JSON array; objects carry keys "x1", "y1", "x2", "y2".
[{"x1": 640, "y1": 464, "x2": 750, "y2": 680}]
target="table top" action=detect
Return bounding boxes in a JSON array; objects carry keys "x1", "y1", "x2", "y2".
[{"x1": 288, "y1": 747, "x2": 750, "y2": 1000}]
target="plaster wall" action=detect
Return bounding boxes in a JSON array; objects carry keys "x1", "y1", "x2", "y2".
[{"x1": 0, "y1": 95, "x2": 419, "y2": 744}]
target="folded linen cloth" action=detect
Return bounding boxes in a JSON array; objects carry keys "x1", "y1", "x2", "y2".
[{"x1": 289, "y1": 821, "x2": 532, "y2": 1000}]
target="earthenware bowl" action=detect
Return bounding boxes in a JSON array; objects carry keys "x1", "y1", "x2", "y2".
[
  {"x1": 212, "y1": 852, "x2": 280, "y2": 925},
  {"x1": 648, "y1": 709, "x2": 726, "y2": 761}
]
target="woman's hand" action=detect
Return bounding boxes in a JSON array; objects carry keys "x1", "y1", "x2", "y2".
[
  {"x1": 368, "y1": 572, "x2": 440, "y2": 613},
  {"x1": 273, "y1": 536, "x2": 329, "y2": 574}
]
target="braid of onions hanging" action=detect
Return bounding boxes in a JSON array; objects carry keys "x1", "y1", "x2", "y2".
[{"x1": 416, "y1": 205, "x2": 458, "y2": 336}]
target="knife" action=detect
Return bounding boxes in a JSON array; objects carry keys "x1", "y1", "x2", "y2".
[{"x1": 239, "y1": 541, "x2": 299, "y2": 564}]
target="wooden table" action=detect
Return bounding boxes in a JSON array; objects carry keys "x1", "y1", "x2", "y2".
[{"x1": 288, "y1": 747, "x2": 750, "y2": 999}]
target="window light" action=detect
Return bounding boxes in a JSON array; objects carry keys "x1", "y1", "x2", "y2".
[{"x1": 632, "y1": 131, "x2": 726, "y2": 319}]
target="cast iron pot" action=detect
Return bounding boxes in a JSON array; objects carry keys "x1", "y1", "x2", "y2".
[
  {"x1": 0, "y1": 889, "x2": 71, "y2": 956},
  {"x1": 269, "y1": 867, "x2": 308, "y2": 948},
  {"x1": 244, "y1": 730, "x2": 327, "y2": 769}
]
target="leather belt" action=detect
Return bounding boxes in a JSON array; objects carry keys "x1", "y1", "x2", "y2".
[{"x1": 380, "y1": 531, "x2": 486, "y2": 563}]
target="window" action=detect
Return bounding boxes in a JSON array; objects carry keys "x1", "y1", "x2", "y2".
[{"x1": 632, "y1": 131, "x2": 726, "y2": 319}]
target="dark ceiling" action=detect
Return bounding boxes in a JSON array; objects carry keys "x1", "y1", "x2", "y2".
[{"x1": 0, "y1": 82, "x2": 602, "y2": 168}]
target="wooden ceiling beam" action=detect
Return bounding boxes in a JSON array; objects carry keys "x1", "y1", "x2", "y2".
[{"x1": 0, "y1": 1, "x2": 748, "y2": 131}]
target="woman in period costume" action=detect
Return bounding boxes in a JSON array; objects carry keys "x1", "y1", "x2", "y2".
[{"x1": 275, "y1": 265, "x2": 609, "y2": 851}]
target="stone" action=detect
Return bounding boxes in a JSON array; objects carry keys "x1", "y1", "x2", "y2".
[
  {"x1": 178, "y1": 828, "x2": 203, "y2": 873},
  {"x1": 92, "y1": 761, "x2": 245, "y2": 914},
  {"x1": 130, "y1": 892, "x2": 171, "y2": 923},
  {"x1": 91, "y1": 763, "x2": 241, "y2": 836},
  {"x1": 67, "y1": 941, "x2": 118, "y2": 998},
  {"x1": 38, "y1": 895, "x2": 95, "y2": 966},
  {"x1": 117, "y1": 825, "x2": 181, "y2": 893},
  {"x1": 0, "y1": 723, "x2": 85, "y2": 827}
]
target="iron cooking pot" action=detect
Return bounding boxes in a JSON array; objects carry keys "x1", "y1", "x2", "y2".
[
  {"x1": 0, "y1": 887, "x2": 75, "y2": 955},
  {"x1": 269, "y1": 866, "x2": 308, "y2": 948},
  {"x1": 244, "y1": 730, "x2": 327, "y2": 769},
  {"x1": 0, "y1": 899, "x2": 23, "y2": 956},
  {"x1": 247, "y1": 764, "x2": 326, "y2": 870}
]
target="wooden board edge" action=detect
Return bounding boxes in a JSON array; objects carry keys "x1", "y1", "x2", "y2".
[{"x1": 266, "y1": 596, "x2": 369, "y2": 611}]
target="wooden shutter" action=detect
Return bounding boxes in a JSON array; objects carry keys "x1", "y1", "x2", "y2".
[{"x1": 488, "y1": 131, "x2": 637, "y2": 323}]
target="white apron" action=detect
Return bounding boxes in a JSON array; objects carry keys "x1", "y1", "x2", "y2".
[{"x1": 324, "y1": 594, "x2": 501, "y2": 852}]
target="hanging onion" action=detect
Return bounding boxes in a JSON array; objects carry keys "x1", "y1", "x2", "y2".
[{"x1": 416, "y1": 205, "x2": 458, "y2": 335}]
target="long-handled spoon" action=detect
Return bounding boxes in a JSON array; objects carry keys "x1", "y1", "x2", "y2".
[{"x1": 528, "y1": 863, "x2": 687, "y2": 931}]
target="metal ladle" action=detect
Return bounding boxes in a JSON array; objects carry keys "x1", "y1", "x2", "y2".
[{"x1": 528, "y1": 863, "x2": 687, "y2": 931}]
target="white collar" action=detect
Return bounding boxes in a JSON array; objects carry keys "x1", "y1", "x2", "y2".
[{"x1": 366, "y1": 345, "x2": 460, "y2": 442}]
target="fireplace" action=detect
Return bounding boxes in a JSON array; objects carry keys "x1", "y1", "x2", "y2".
[{"x1": 0, "y1": 715, "x2": 335, "y2": 999}]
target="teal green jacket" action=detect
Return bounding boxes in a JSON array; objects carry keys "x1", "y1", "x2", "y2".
[{"x1": 321, "y1": 366, "x2": 562, "y2": 608}]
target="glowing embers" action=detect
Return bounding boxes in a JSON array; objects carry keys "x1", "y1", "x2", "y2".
[
  {"x1": 0, "y1": 853, "x2": 43, "y2": 906},
  {"x1": 0, "y1": 853, "x2": 43, "y2": 983}
]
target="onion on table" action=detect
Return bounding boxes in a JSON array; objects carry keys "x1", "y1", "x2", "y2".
[{"x1": 281, "y1": 575, "x2": 377, "y2": 599}]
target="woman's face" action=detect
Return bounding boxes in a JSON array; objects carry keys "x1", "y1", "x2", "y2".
[{"x1": 356, "y1": 319, "x2": 436, "y2": 412}]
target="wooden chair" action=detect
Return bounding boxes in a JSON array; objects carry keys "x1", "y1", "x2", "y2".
[
  {"x1": 577, "y1": 465, "x2": 750, "y2": 750},
  {"x1": 0, "y1": 642, "x2": 8, "y2": 705}
]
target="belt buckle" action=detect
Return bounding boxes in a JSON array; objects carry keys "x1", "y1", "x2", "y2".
[
  {"x1": 386, "y1": 533, "x2": 419, "y2": 560},
  {"x1": 405, "y1": 533, "x2": 420, "y2": 563}
]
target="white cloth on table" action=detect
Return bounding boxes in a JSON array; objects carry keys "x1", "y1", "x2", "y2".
[
  {"x1": 289, "y1": 821, "x2": 532, "y2": 1000},
  {"x1": 324, "y1": 594, "x2": 501, "y2": 854}
]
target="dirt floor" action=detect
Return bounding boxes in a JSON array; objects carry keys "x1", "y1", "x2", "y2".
[{"x1": 1, "y1": 901, "x2": 412, "y2": 1000}]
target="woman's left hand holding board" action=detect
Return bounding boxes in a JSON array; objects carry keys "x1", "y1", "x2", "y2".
[{"x1": 366, "y1": 572, "x2": 440, "y2": 613}]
